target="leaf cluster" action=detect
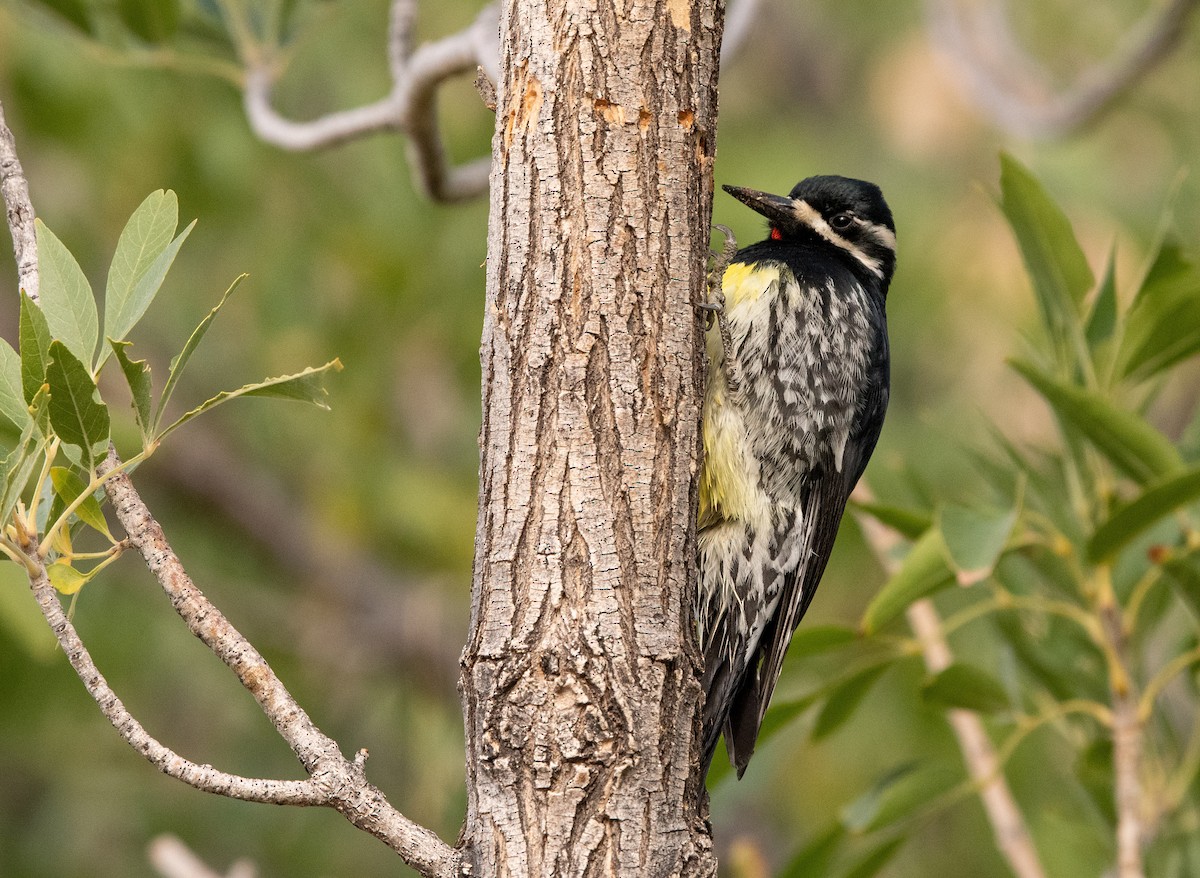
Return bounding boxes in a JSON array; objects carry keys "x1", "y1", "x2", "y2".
[{"x1": 0, "y1": 190, "x2": 340, "y2": 594}]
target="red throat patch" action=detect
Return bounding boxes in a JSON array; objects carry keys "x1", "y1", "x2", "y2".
[{"x1": 770, "y1": 227, "x2": 782, "y2": 241}]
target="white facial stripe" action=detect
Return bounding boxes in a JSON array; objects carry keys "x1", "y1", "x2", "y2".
[{"x1": 789, "y1": 200, "x2": 893, "y2": 278}]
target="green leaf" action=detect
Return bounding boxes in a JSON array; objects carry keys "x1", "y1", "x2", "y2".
[
  {"x1": 153, "y1": 274, "x2": 245, "y2": 431},
  {"x1": 778, "y1": 826, "x2": 846, "y2": 878},
  {"x1": 110, "y1": 340, "x2": 154, "y2": 444},
  {"x1": 1117, "y1": 242, "x2": 1200, "y2": 382},
  {"x1": 838, "y1": 836, "x2": 907, "y2": 878},
  {"x1": 849, "y1": 499, "x2": 932, "y2": 541},
  {"x1": 45, "y1": 341, "x2": 110, "y2": 471},
  {"x1": 1162, "y1": 550, "x2": 1200, "y2": 622},
  {"x1": 19, "y1": 291, "x2": 53, "y2": 406},
  {"x1": 0, "y1": 340, "x2": 30, "y2": 430},
  {"x1": 1010, "y1": 358, "x2": 1182, "y2": 484},
  {"x1": 157, "y1": 360, "x2": 343, "y2": 441},
  {"x1": 1085, "y1": 244, "x2": 1118, "y2": 351},
  {"x1": 786, "y1": 624, "x2": 858, "y2": 659},
  {"x1": 46, "y1": 560, "x2": 88, "y2": 595},
  {"x1": 0, "y1": 395, "x2": 49, "y2": 523},
  {"x1": 49, "y1": 467, "x2": 111, "y2": 539},
  {"x1": 998, "y1": 153, "x2": 1094, "y2": 350},
  {"x1": 812, "y1": 664, "x2": 887, "y2": 740},
  {"x1": 937, "y1": 502, "x2": 1018, "y2": 585},
  {"x1": 31, "y1": 0, "x2": 94, "y2": 32},
  {"x1": 1087, "y1": 466, "x2": 1200, "y2": 562},
  {"x1": 922, "y1": 662, "x2": 1010, "y2": 713},
  {"x1": 101, "y1": 191, "x2": 189, "y2": 367},
  {"x1": 117, "y1": 0, "x2": 180, "y2": 41},
  {"x1": 861, "y1": 529, "x2": 956, "y2": 634},
  {"x1": 841, "y1": 762, "x2": 957, "y2": 833},
  {"x1": 35, "y1": 218, "x2": 98, "y2": 367}
]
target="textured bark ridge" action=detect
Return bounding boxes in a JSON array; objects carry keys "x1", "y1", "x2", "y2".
[{"x1": 461, "y1": 0, "x2": 722, "y2": 875}]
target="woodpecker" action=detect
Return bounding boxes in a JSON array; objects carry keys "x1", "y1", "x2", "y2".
[{"x1": 698, "y1": 175, "x2": 895, "y2": 776}]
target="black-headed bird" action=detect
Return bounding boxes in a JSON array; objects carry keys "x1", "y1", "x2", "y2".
[{"x1": 699, "y1": 176, "x2": 895, "y2": 776}]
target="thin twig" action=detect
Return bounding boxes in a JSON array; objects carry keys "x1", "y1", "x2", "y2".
[
  {"x1": 1096, "y1": 589, "x2": 1146, "y2": 878},
  {"x1": 925, "y1": 0, "x2": 1200, "y2": 139},
  {"x1": 149, "y1": 835, "x2": 257, "y2": 878},
  {"x1": 243, "y1": 5, "x2": 498, "y2": 202},
  {"x1": 853, "y1": 485, "x2": 1048, "y2": 878},
  {"x1": 0, "y1": 101, "x2": 38, "y2": 302}
]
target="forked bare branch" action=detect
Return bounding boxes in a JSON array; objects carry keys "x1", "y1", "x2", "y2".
[
  {"x1": 926, "y1": 0, "x2": 1200, "y2": 139},
  {"x1": 244, "y1": 3, "x2": 498, "y2": 201}
]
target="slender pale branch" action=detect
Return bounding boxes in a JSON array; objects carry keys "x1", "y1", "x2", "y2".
[
  {"x1": 0, "y1": 100, "x2": 38, "y2": 302},
  {"x1": 243, "y1": 5, "x2": 498, "y2": 202},
  {"x1": 853, "y1": 486, "x2": 1049, "y2": 878},
  {"x1": 925, "y1": 0, "x2": 1200, "y2": 139},
  {"x1": 1095, "y1": 579, "x2": 1146, "y2": 878}
]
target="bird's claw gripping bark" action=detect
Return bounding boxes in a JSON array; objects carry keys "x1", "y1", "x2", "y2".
[{"x1": 698, "y1": 224, "x2": 742, "y2": 400}]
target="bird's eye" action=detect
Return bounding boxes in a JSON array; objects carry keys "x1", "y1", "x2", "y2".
[{"x1": 829, "y1": 212, "x2": 855, "y2": 232}]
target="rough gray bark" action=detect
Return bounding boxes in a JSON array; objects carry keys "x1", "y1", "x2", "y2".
[{"x1": 461, "y1": 0, "x2": 723, "y2": 875}]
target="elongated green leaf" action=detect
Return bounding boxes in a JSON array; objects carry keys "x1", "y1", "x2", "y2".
[
  {"x1": 20, "y1": 291, "x2": 53, "y2": 406},
  {"x1": 813, "y1": 664, "x2": 887, "y2": 740},
  {"x1": 157, "y1": 360, "x2": 343, "y2": 441},
  {"x1": 1086, "y1": 244, "x2": 1118, "y2": 351},
  {"x1": 110, "y1": 340, "x2": 154, "y2": 443},
  {"x1": 0, "y1": 340, "x2": 29, "y2": 430},
  {"x1": 779, "y1": 826, "x2": 846, "y2": 878},
  {"x1": 49, "y1": 467, "x2": 111, "y2": 539},
  {"x1": 1118, "y1": 242, "x2": 1200, "y2": 382},
  {"x1": 850, "y1": 499, "x2": 932, "y2": 541},
  {"x1": 118, "y1": 0, "x2": 180, "y2": 41},
  {"x1": 937, "y1": 502, "x2": 1018, "y2": 585},
  {"x1": 101, "y1": 191, "x2": 182, "y2": 366},
  {"x1": 1010, "y1": 358, "x2": 1182, "y2": 483},
  {"x1": 841, "y1": 762, "x2": 957, "y2": 832},
  {"x1": 998, "y1": 154, "x2": 1094, "y2": 350},
  {"x1": 861, "y1": 529, "x2": 956, "y2": 634},
  {"x1": 36, "y1": 219, "x2": 98, "y2": 366},
  {"x1": 839, "y1": 837, "x2": 907, "y2": 878},
  {"x1": 787, "y1": 624, "x2": 858, "y2": 659},
  {"x1": 153, "y1": 274, "x2": 244, "y2": 431},
  {"x1": 1088, "y1": 466, "x2": 1200, "y2": 562},
  {"x1": 31, "y1": 0, "x2": 94, "y2": 32},
  {"x1": 922, "y1": 663, "x2": 1010, "y2": 713},
  {"x1": 0, "y1": 393, "x2": 49, "y2": 522},
  {"x1": 46, "y1": 341, "x2": 110, "y2": 471}
]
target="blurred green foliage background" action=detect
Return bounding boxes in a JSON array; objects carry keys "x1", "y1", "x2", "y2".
[{"x1": 0, "y1": 0, "x2": 1198, "y2": 876}]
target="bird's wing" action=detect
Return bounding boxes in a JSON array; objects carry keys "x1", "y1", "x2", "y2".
[
  {"x1": 725, "y1": 364, "x2": 889, "y2": 776},
  {"x1": 723, "y1": 471, "x2": 849, "y2": 775}
]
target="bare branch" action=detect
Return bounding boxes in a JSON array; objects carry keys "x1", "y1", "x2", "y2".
[
  {"x1": 926, "y1": 0, "x2": 1200, "y2": 139},
  {"x1": 244, "y1": 5, "x2": 498, "y2": 201},
  {"x1": 26, "y1": 556, "x2": 323, "y2": 805},
  {"x1": 149, "y1": 835, "x2": 257, "y2": 878},
  {"x1": 0, "y1": 101, "x2": 38, "y2": 302},
  {"x1": 853, "y1": 486, "x2": 1048, "y2": 878},
  {"x1": 97, "y1": 449, "x2": 462, "y2": 877},
  {"x1": 1097, "y1": 598, "x2": 1146, "y2": 878}
]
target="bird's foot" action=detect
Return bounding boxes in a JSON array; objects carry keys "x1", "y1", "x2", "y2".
[{"x1": 696, "y1": 225, "x2": 743, "y2": 400}]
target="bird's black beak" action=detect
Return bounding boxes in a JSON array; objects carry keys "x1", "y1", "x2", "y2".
[{"x1": 722, "y1": 185, "x2": 795, "y2": 226}]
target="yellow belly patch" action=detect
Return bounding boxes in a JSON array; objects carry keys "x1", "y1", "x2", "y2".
[{"x1": 721, "y1": 262, "x2": 779, "y2": 308}]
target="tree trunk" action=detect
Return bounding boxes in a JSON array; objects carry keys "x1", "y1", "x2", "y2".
[{"x1": 460, "y1": 0, "x2": 723, "y2": 875}]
